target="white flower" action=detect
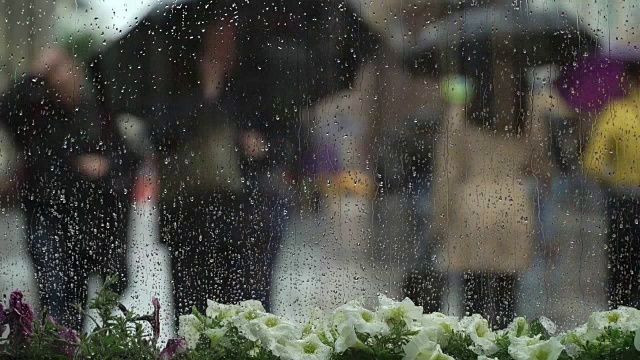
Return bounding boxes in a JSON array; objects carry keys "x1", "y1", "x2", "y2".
[
  {"x1": 420, "y1": 312, "x2": 460, "y2": 333},
  {"x1": 336, "y1": 302, "x2": 389, "y2": 335},
  {"x1": 331, "y1": 300, "x2": 388, "y2": 353},
  {"x1": 478, "y1": 357, "x2": 499, "y2": 360},
  {"x1": 178, "y1": 314, "x2": 204, "y2": 349},
  {"x1": 205, "y1": 300, "x2": 237, "y2": 321},
  {"x1": 376, "y1": 295, "x2": 424, "y2": 327},
  {"x1": 279, "y1": 334, "x2": 332, "y2": 360},
  {"x1": 230, "y1": 307, "x2": 265, "y2": 342},
  {"x1": 560, "y1": 325, "x2": 587, "y2": 358},
  {"x1": 585, "y1": 307, "x2": 640, "y2": 340},
  {"x1": 508, "y1": 336, "x2": 564, "y2": 360},
  {"x1": 409, "y1": 313, "x2": 457, "y2": 347},
  {"x1": 458, "y1": 314, "x2": 498, "y2": 356},
  {"x1": 505, "y1": 317, "x2": 530, "y2": 338},
  {"x1": 248, "y1": 314, "x2": 302, "y2": 353},
  {"x1": 417, "y1": 312, "x2": 460, "y2": 345},
  {"x1": 238, "y1": 299, "x2": 267, "y2": 313},
  {"x1": 402, "y1": 331, "x2": 454, "y2": 360},
  {"x1": 403, "y1": 331, "x2": 436, "y2": 360},
  {"x1": 302, "y1": 310, "x2": 336, "y2": 346},
  {"x1": 203, "y1": 328, "x2": 226, "y2": 348},
  {"x1": 430, "y1": 352, "x2": 455, "y2": 360},
  {"x1": 334, "y1": 320, "x2": 364, "y2": 353}
]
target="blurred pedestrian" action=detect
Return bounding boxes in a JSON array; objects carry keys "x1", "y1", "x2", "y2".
[
  {"x1": 432, "y1": 71, "x2": 551, "y2": 328},
  {"x1": 149, "y1": 20, "x2": 279, "y2": 321},
  {"x1": 0, "y1": 37, "x2": 138, "y2": 329},
  {"x1": 582, "y1": 41, "x2": 640, "y2": 309},
  {"x1": 553, "y1": 53, "x2": 628, "y2": 176}
]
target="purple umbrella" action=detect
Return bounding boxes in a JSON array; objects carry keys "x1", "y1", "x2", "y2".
[{"x1": 555, "y1": 54, "x2": 627, "y2": 113}]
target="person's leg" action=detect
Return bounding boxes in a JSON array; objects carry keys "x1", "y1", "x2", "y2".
[
  {"x1": 161, "y1": 195, "x2": 227, "y2": 320},
  {"x1": 160, "y1": 198, "x2": 193, "y2": 319},
  {"x1": 64, "y1": 197, "x2": 92, "y2": 331},
  {"x1": 26, "y1": 204, "x2": 68, "y2": 324},
  {"x1": 490, "y1": 272, "x2": 517, "y2": 329},
  {"x1": 402, "y1": 177, "x2": 444, "y2": 314},
  {"x1": 625, "y1": 197, "x2": 640, "y2": 309},
  {"x1": 403, "y1": 268, "x2": 445, "y2": 314},
  {"x1": 607, "y1": 195, "x2": 633, "y2": 308},
  {"x1": 97, "y1": 192, "x2": 131, "y2": 295},
  {"x1": 609, "y1": 197, "x2": 640, "y2": 308},
  {"x1": 205, "y1": 192, "x2": 245, "y2": 306},
  {"x1": 464, "y1": 271, "x2": 488, "y2": 318},
  {"x1": 464, "y1": 271, "x2": 516, "y2": 328},
  {"x1": 238, "y1": 192, "x2": 284, "y2": 311}
]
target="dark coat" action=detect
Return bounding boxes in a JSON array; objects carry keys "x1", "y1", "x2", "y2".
[
  {"x1": 148, "y1": 92, "x2": 244, "y2": 199},
  {"x1": 0, "y1": 75, "x2": 139, "y2": 207}
]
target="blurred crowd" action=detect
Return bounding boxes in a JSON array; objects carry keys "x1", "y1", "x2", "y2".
[{"x1": 1, "y1": 0, "x2": 640, "y2": 333}]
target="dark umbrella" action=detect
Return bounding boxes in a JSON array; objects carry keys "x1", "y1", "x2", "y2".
[
  {"x1": 90, "y1": 0, "x2": 380, "y2": 122},
  {"x1": 405, "y1": 6, "x2": 597, "y2": 75},
  {"x1": 89, "y1": 0, "x2": 235, "y2": 117}
]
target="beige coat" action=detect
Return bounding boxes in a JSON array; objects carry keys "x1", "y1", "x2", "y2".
[{"x1": 433, "y1": 103, "x2": 550, "y2": 273}]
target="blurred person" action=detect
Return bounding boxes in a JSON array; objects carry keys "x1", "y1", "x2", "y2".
[
  {"x1": 582, "y1": 42, "x2": 640, "y2": 309},
  {"x1": 433, "y1": 69, "x2": 551, "y2": 327},
  {"x1": 150, "y1": 20, "x2": 280, "y2": 321},
  {"x1": 554, "y1": 54, "x2": 628, "y2": 176},
  {"x1": 0, "y1": 39, "x2": 138, "y2": 329},
  {"x1": 299, "y1": 1, "x2": 449, "y2": 312}
]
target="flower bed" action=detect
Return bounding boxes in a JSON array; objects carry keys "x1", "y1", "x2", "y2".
[{"x1": 1, "y1": 277, "x2": 639, "y2": 359}]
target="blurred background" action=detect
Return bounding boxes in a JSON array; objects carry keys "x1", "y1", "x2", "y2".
[{"x1": 1, "y1": 0, "x2": 640, "y2": 344}]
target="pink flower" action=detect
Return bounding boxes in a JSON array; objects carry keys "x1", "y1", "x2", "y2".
[
  {"x1": 158, "y1": 338, "x2": 187, "y2": 359},
  {"x1": 7, "y1": 290, "x2": 33, "y2": 338},
  {"x1": 58, "y1": 326, "x2": 80, "y2": 357}
]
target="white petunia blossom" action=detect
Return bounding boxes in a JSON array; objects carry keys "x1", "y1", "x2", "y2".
[
  {"x1": 508, "y1": 336, "x2": 564, "y2": 360},
  {"x1": 279, "y1": 334, "x2": 332, "y2": 360},
  {"x1": 376, "y1": 295, "x2": 424, "y2": 327},
  {"x1": 178, "y1": 314, "x2": 204, "y2": 349},
  {"x1": 560, "y1": 325, "x2": 587, "y2": 358},
  {"x1": 402, "y1": 331, "x2": 454, "y2": 360},
  {"x1": 237, "y1": 299, "x2": 267, "y2": 313},
  {"x1": 331, "y1": 300, "x2": 388, "y2": 353},
  {"x1": 230, "y1": 307, "x2": 265, "y2": 342},
  {"x1": 585, "y1": 307, "x2": 640, "y2": 340},
  {"x1": 458, "y1": 314, "x2": 499, "y2": 356},
  {"x1": 417, "y1": 312, "x2": 460, "y2": 345},
  {"x1": 340, "y1": 303, "x2": 389, "y2": 335},
  {"x1": 248, "y1": 314, "x2": 302, "y2": 354},
  {"x1": 205, "y1": 300, "x2": 237, "y2": 321},
  {"x1": 309, "y1": 318, "x2": 335, "y2": 347},
  {"x1": 203, "y1": 328, "x2": 226, "y2": 348},
  {"x1": 333, "y1": 319, "x2": 366, "y2": 353},
  {"x1": 505, "y1": 317, "x2": 530, "y2": 338}
]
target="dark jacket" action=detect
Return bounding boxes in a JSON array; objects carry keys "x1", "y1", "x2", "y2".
[
  {"x1": 148, "y1": 92, "x2": 244, "y2": 200},
  {"x1": 0, "y1": 75, "x2": 139, "y2": 206}
]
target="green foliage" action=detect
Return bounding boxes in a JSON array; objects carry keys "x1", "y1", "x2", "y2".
[
  {"x1": 0, "y1": 275, "x2": 158, "y2": 359},
  {"x1": 440, "y1": 330, "x2": 477, "y2": 360},
  {"x1": 74, "y1": 275, "x2": 157, "y2": 359},
  {"x1": 0, "y1": 312, "x2": 71, "y2": 360},
  {"x1": 491, "y1": 332, "x2": 514, "y2": 360},
  {"x1": 529, "y1": 319, "x2": 553, "y2": 340},
  {"x1": 566, "y1": 327, "x2": 639, "y2": 360},
  {"x1": 3, "y1": 280, "x2": 640, "y2": 360},
  {"x1": 329, "y1": 315, "x2": 418, "y2": 360}
]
